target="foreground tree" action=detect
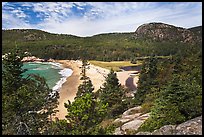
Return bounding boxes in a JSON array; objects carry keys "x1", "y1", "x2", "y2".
[
  {"x1": 80, "y1": 59, "x2": 89, "y2": 80},
  {"x1": 138, "y1": 74, "x2": 202, "y2": 132},
  {"x1": 64, "y1": 93, "x2": 108, "y2": 134},
  {"x1": 2, "y1": 48, "x2": 59, "y2": 135}
]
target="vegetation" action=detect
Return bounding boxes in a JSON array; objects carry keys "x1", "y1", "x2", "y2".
[
  {"x1": 188, "y1": 26, "x2": 202, "y2": 37},
  {"x1": 64, "y1": 93, "x2": 108, "y2": 134},
  {"x1": 2, "y1": 27, "x2": 199, "y2": 61},
  {"x1": 2, "y1": 48, "x2": 59, "y2": 135},
  {"x1": 98, "y1": 69, "x2": 129, "y2": 118},
  {"x1": 135, "y1": 43, "x2": 202, "y2": 132},
  {"x1": 76, "y1": 59, "x2": 94, "y2": 98}
]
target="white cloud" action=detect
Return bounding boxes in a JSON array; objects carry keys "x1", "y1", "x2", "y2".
[
  {"x1": 2, "y1": 2, "x2": 202, "y2": 36},
  {"x1": 2, "y1": 10, "x2": 33, "y2": 29},
  {"x1": 32, "y1": 2, "x2": 74, "y2": 21}
]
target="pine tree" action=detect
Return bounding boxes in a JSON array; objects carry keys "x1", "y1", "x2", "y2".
[
  {"x1": 64, "y1": 93, "x2": 108, "y2": 135},
  {"x1": 75, "y1": 59, "x2": 94, "y2": 98},
  {"x1": 99, "y1": 69, "x2": 123, "y2": 107},
  {"x1": 80, "y1": 59, "x2": 89, "y2": 80},
  {"x1": 134, "y1": 55, "x2": 158, "y2": 105},
  {"x1": 2, "y1": 48, "x2": 59, "y2": 135},
  {"x1": 76, "y1": 79, "x2": 94, "y2": 98},
  {"x1": 138, "y1": 73, "x2": 202, "y2": 132},
  {"x1": 98, "y1": 69, "x2": 125, "y2": 117}
]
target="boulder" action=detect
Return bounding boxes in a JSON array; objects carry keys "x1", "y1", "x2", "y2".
[
  {"x1": 136, "y1": 116, "x2": 202, "y2": 135},
  {"x1": 175, "y1": 116, "x2": 202, "y2": 135}
]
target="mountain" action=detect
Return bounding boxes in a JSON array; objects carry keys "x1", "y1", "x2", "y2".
[
  {"x1": 188, "y1": 26, "x2": 202, "y2": 37},
  {"x1": 2, "y1": 22, "x2": 202, "y2": 61},
  {"x1": 134, "y1": 22, "x2": 201, "y2": 44}
]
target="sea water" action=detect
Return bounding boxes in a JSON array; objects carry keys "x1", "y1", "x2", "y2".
[{"x1": 22, "y1": 62, "x2": 73, "y2": 92}]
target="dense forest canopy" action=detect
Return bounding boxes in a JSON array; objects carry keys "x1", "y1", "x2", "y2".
[{"x1": 2, "y1": 23, "x2": 202, "y2": 61}]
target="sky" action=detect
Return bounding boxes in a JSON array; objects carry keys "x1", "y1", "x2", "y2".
[{"x1": 2, "y1": 2, "x2": 202, "y2": 37}]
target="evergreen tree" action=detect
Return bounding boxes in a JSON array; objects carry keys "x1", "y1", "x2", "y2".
[
  {"x1": 99, "y1": 69, "x2": 123, "y2": 107},
  {"x1": 76, "y1": 79, "x2": 94, "y2": 98},
  {"x1": 2, "y1": 48, "x2": 59, "y2": 135},
  {"x1": 134, "y1": 55, "x2": 158, "y2": 105},
  {"x1": 75, "y1": 59, "x2": 94, "y2": 98},
  {"x1": 80, "y1": 59, "x2": 89, "y2": 80},
  {"x1": 98, "y1": 69, "x2": 125, "y2": 117},
  {"x1": 45, "y1": 118, "x2": 72, "y2": 135},
  {"x1": 64, "y1": 93, "x2": 108, "y2": 135},
  {"x1": 138, "y1": 73, "x2": 202, "y2": 132}
]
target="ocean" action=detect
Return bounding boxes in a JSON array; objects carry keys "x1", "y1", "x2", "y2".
[{"x1": 22, "y1": 62, "x2": 73, "y2": 91}]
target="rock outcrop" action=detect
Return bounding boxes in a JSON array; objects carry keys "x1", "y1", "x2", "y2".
[
  {"x1": 136, "y1": 116, "x2": 202, "y2": 135},
  {"x1": 113, "y1": 106, "x2": 150, "y2": 135},
  {"x1": 134, "y1": 22, "x2": 201, "y2": 44},
  {"x1": 21, "y1": 56, "x2": 45, "y2": 62},
  {"x1": 113, "y1": 106, "x2": 202, "y2": 135}
]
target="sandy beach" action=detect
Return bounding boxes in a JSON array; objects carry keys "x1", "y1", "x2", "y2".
[
  {"x1": 53, "y1": 60, "x2": 139, "y2": 120},
  {"x1": 54, "y1": 60, "x2": 81, "y2": 119}
]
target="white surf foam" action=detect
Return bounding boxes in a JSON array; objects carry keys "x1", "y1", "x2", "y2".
[
  {"x1": 52, "y1": 65, "x2": 73, "y2": 92},
  {"x1": 26, "y1": 61, "x2": 73, "y2": 95}
]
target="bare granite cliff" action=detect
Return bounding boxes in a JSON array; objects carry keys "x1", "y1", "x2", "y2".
[{"x1": 134, "y1": 22, "x2": 201, "y2": 44}]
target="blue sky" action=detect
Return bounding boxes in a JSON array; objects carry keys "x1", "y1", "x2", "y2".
[{"x1": 2, "y1": 2, "x2": 202, "y2": 37}]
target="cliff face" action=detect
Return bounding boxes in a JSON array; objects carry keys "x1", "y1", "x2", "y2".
[{"x1": 134, "y1": 22, "x2": 201, "y2": 44}]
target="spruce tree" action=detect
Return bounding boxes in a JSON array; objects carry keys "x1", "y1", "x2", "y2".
[
  {"x1": 64, "y1": 93, "x2": 108, "y2": 135},
  {"x1": 98, "y1": 69, "x2": 125, "y2": 117},
  {"x1": 76, "y1": 79, "x2": 94, "y2": 98},
  {"x1": 76, "y1": 59, "x2": 94, "y2": 98},
  {"x1": 2, "y1": 48, "x2": 59, "y2": 135},
  {"x1": 134, "y1": 55, "x2": 158, "y2": 105},
  {"x1": 80, "y1": 59, "x2": 89, "y2": 80}
]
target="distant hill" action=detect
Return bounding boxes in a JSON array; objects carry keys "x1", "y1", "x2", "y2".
[
  {"x1": 2, "y1": 29, "x2": 79, "y2": 42},
  {"x1": 2, "y1": 22, "x2": 202, "y2": 60},
  {"x1": 134, "y1": 22, "x2": 201, "y2": 44},
  {"x1": 188, "y1": 26, "x2": 202, "y2": 37}
]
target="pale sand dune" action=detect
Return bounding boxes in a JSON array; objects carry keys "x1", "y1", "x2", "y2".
[{"x1": 53, "y1": 60, "x2": 139, "y2": 120}]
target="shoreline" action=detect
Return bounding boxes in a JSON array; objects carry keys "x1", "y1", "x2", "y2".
[
  {"x1": 53, "y1": 60, "x2": 81, "y2": 119},
  {"x1": 52, "y1": 60, "x2": 139, "y2": 120}
]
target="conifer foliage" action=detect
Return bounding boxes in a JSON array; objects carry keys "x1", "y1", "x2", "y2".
[
  {"x1": 76, "y1": 59, "x2": 94, "y2": 98},
  {"x1": 98, "y1": 69, "x2": 126, "y2": 117},
  {"x1": 2, "y1": 48, "x2": 59, "y2": 135}
]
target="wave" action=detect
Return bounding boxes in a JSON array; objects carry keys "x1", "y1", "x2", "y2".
[
  {"x1": 26, "y1": 61, "x2": 73, "y2": 95},
  {"x1": 52, "y1": 68, "x2": 73, "y2": 92},
  {"x1": 32, "y1": 67, "x2": 49, "y2": 70},
  {"x1": 27, "y1": 62, "x2": 62, "y2": 68},
  {"x1": 46, "y1": 62, "x2": 62, "y2": 69}
]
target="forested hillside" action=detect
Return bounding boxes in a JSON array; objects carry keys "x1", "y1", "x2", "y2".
[{"x1": 2, "y1": 23, "x2": 201, "y2": 61}]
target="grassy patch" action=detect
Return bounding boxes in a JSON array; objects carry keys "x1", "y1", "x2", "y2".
[{"x1": 88, "y1": 60, "x2": 142, "y2": 71}]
